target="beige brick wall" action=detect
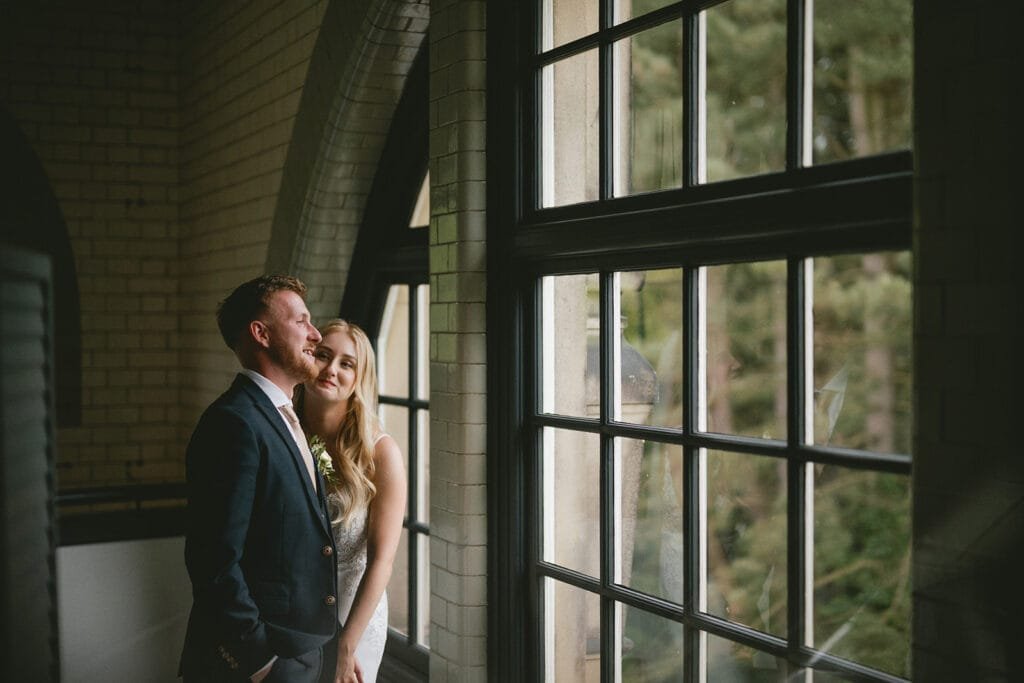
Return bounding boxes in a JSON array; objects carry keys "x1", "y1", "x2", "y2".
[
  {"x1": 0, "y1": 0, "x2": 334, "y2": 486},
  {"x1": 913, "y1": 0, "x2": 1023, "y2": 678},
  {"x1": 428, "y1": 1, "x2": 488, "y2": 680},
  {"x1": 1, "y1": 1, "x2": 183, "y2": 489},
  {"x1": 178, "y1": 0, "x2": 329, "y2": 421}
]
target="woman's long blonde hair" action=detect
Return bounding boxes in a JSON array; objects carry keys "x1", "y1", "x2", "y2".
[{"x1": 300, "y1": 319, "x2": 380, "y2": 526}]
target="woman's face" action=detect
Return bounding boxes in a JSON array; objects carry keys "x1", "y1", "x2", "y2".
[{"x1": 307, "y1": 329, "x2": 359, "y2": 405}]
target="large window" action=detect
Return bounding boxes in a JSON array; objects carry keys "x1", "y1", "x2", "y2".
[
  {"x1": 377, "y1": 281, "x2": 431, "y2": 654},
  {"x1": 490, "y1": 0, "x2": 913, "y2": 681}
]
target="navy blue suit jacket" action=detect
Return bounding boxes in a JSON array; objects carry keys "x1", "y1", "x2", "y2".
[{"x1": 179, "y1": 374, "x2": 338, "y2": 680}]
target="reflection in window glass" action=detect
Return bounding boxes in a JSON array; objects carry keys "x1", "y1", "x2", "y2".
[
  {"x1": 542, "y1": 0, "x2": 598, "y2": 52},
  {"x1": 618, "y1": 268, "x2": 683, "y2": 427},
  {"x1": 541, "y1": 273, "x2": 600, "y2": 417},
  {"x1": 706, "y1": 450, "x2": 787, "y2": 637},
  {"x1": 613, "y1": 20, "x2": 683, "y2": 196},
  {"x1": 615, "y1": 439, "x2": 684, "y2": 604},
  {"x1": 813, "y1": 465, "x2": 911, "y2": 677},
  {"x1": 704, "y1": 0, "x2": 787, "y2": 182},
  {"x1": 621, "y1": 602, "x2": 684, "y2": 682},
  {"x1": 546, "y1": 578, "x2": 602, "y2": 682},
  {"x1": 705, "y1": 261, "x2": 787, "y2": 440},
  {"x1": 706, "y1": 634, "x2": 787, "y2": 682},
  {"x1": 543, "y1": 427, "x2": 601, "y2": 577},
  {"x1": 813, "y1": 0, "x2": 913, "y2": 164},
  {"x1": 542, "y1": 50, "x2": 600, "y2": 207},
  {"x1": 811, "y1": 252, "x2": 912, "y2": 454}
]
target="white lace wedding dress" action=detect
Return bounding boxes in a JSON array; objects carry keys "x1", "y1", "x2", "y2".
[{"x1": 330, "y1": 497, "x2": 388, "y2": 682}]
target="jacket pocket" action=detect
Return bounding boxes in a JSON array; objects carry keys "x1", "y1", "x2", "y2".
[{"x1": 251, "y1": 579, "x2": 291, "y2": 615}]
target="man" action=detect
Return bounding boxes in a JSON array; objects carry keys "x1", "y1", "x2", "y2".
[{"x1": 180, "y1": 275, "x2": 338, "y2": 683}]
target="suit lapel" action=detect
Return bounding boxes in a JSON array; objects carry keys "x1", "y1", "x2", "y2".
[{"x1": 234, "y1": 375, "x2": 330, "y2": 534}]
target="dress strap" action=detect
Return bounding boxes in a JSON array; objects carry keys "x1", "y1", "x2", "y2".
[{"x1": 372, "y1": 432, "x2": 388, "y2": 447}]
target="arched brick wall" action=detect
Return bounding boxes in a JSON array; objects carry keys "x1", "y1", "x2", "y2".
[{"x1": 267, "y1": 0, "x2": 429, "y2": 322}]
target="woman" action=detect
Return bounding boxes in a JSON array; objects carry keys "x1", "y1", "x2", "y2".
[{"x1": 298, "y1": 319, "x2": 406, "y2": 683}]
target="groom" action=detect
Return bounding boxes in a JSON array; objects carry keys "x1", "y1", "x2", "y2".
[{"x1": 180, "y1": 275, "x2": 338, "y2": 683}]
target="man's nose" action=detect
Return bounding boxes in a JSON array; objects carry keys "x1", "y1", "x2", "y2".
[{"x1": 308, "y1": 324, "x2": 322, "y2": 343}]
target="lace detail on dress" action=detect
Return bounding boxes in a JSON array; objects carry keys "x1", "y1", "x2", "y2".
[{"x1": 328, "y1": 473, "x2": 388, "y2": 681}]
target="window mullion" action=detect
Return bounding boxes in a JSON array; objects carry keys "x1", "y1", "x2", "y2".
[
  {"x1": 599, "y1": 269, "x2": 615, "y2": 683},
  {"x1": 787, "y1": 257, "x2": 811, "y2": 666},
  {"x1": 786, "y1": 0, "x2": 812, "y2": 169},
  {"x1": 684, "y1": 8, "x2": 703, "y2": 188},
  {"x1": 683, "y1": 266, "x2": 703, "y2": 682},
  {"x1": 407, "y1": 285, "x2": 420, "y2": 645}
]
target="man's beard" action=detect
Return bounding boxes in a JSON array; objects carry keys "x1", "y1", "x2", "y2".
[{"x1": 268, "y1": 337, "x2": 317, "y2": 383}]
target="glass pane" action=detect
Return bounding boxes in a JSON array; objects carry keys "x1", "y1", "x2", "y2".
[
  {"x1": 618, "y1": 268, "x2": 683, "y2": 428},
  {"x1": 612, "y1": 20, "x2": 683, "y2": 196},
  {"x1": 542, "y1": 50, "x2": 600, "y2": 207},
  {"x1": 416, "y1": 409, "x2": 430, "y2": 521},
  {"x1": 614, "y1": 0, "x2": 677, "y2": 25},
  {"x1": 621, "y1": 602, "x2": 684, "y2": 682},
  {"x1": 543, "y1": 427, "x2": 600, "y2": 577},
  {"x1": 812, "y1": 0, "x2": 913, "y2": 164},
  {"x1": 387, "y1": 527, "x2": 410, "y2": 636},
  {"x1": 706, "y1": 450, "x2": 787, "y2": 637},
  {"x1": 541, "y1": 273, "x2": 600, "y2": 418},
  {"x1": 813, "y1": 466, "x2": 911, "y2": 677},
  {"x1": 545, "y1": 578, "x2": 601, "y2": 682},
  {"x1": 416, "y1": 284, "x2": 430, "y2": 400},
  {"x1": 380, "y1": 405, "x2": 409, "y2": 472},
  {"x1": 811, "y1": 252, "x2": 912, "y2": 454},
  {"x1": 416, "y1": 531, "x2": 430, "y2": 647},
  {"x1": 542, "y1": 0, "x2": 598, "y2": 52},
  {"x1": 707, "y1": 634, "x2": 787, "y2": 682},
  {"x1": 615, "y1": 438, "x2": 684, "y2": 604},
  {"x1": 409, "y1": 172, "x2": 430, "y2": 228},
  {"x1": 704, "y1": 0, "x2": 787, "y2": 182},
  {"x1": 705, "y1": 261, "x2": 787, "y2": 440},
  {"x1": 378, "y1": 285, "x2": 409, "y2": 398}
]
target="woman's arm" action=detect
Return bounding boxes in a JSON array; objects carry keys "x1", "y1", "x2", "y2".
[{"x1": 334, "y1": 434, "x2": 407, "y2": 683}]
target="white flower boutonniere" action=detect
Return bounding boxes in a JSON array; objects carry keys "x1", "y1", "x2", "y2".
[{"x1": 309, "y1": 434, "x2": 337, "y2": 486}]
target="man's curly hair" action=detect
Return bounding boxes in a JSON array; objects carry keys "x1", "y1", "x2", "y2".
[{"x1": 216, "y1": 275, "x2": 308, "y2": 350}]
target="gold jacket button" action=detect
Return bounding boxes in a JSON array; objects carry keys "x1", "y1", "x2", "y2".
[
  {"x1": 324, "y1": 595, "x2": 337, "y2": 606},
  {"x1": 322, "y1": 545, "x2": 333, "y2": 556}
]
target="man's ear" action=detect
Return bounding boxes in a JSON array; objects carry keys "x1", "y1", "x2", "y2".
[{"x1": 249, "y1": 320, "x2": 271, "y2": 348}]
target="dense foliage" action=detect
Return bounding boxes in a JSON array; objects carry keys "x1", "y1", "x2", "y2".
[{"x1": 615, "y1": 2, "x2": 912, "y2": 677}]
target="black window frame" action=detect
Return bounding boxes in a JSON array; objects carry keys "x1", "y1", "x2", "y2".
[{"x1": 488, "y1": 1, "x2": 913, "y2": 681}]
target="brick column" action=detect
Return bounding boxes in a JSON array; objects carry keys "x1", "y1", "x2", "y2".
[
  {"x1": 912, "y1": 1, "x2": 1024, "y2": 679},
  {"x1": 428, "y1": 1, "x2": 488, "y2": 680}
]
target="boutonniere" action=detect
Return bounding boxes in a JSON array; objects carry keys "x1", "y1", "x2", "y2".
[{"x1": 309, "y1": 434, "x2": 337, "y2": 486}]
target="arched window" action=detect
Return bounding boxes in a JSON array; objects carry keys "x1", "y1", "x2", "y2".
[
  {"x1": 1, "y1": 106, "x2": 82, "y2": 426},
  {"x1": 340, "y1": 48, "x2": 430, "y2": 678}
]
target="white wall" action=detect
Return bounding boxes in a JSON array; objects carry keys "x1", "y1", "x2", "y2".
[{"x1": 57, "y1": 536, "x2": 191, "y2": 683}]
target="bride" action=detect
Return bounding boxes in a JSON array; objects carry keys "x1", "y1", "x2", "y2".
[{"x1": 298, "y1": 319, "x2": 406, "y2": 683}]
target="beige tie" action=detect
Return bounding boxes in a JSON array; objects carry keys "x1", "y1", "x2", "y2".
[{"x1": 278, "y1": 403, "x2": 318, "y2": 489}]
